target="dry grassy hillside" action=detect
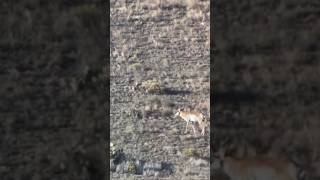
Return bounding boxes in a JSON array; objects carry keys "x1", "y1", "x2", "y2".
[{"x1": 110, "y1": 0, "x2": 210, "y2": 179}]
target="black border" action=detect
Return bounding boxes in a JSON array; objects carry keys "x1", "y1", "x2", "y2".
[
  {"x1": 210, "y1": 0, "x2": 215, "y2": 178},
  {"x1": 106, "y1": 0, "x2": 110, "y2": 178}
]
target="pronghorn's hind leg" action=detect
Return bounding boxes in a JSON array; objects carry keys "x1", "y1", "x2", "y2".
[
  {"x1": 201, "y1": 127, "x2": 205, "y2": 136},
  {"x1": 202, "y1": 121, "x2": 206, "y2": 135}
]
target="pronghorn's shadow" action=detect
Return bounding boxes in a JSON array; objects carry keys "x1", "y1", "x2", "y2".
[
  {"x1": 159, "y1": 4, "x2": 186, "y2": 10},
  {"x1": 213, "y1": 90, "x2": 263, "y2": 103},
  {"x1": 162, "y1": 88, "x2": 192, "y2": 95}
]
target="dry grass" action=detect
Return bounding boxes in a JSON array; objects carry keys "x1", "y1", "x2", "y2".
[
  {"x1": 111, "y1": 0, "x2": 210, "y2": 178},
  {"x1": 135, "y1": 80, "x2": 163, "y2": 94},
  {"x1": 129, "y1": 63, "x2": 142, "y2": 72},
  {"x1": 183, "y1": 148, "x2": 199, "y2": 157},
  {"x1": 185, "y1": 0, "x2": 197, "y2": 9}
]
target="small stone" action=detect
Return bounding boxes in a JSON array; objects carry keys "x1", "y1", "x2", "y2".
[
  {"x1": 110, "y1": 159, "x2": 116, "y2": 171},
  {"x1": 163, "y1": 146, "x2": 172, "y2": 151},
  {"x1": 189, "y1": 157, "x2": 209, "y2": 167},
  {"x1": 135, "y1": 160, "x2": 144, "y2": 174},
  {"x1": 144, "y1": 105, "x2": 151, "y2": 111},
  {"x1": 116, "y1": 163, "x2": 125, "y2": 173}
]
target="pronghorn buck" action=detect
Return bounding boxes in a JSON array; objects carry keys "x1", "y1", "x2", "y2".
[
  {"x1": 215, "y1": 149, "x2": 304, "y2": 180},
  {"x1": 173, "y1": 109, "x2": 208, "y2": 136}
]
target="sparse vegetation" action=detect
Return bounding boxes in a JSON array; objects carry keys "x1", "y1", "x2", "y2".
[
  {"x1": 129, "y1": 63, "x2": 142, "y2": 72},
  {"x1": 127, "y1": 162, "x2": 137, "y2": 174},
  {"x1": 183, "y1": 148, "x2": 199, "y2": 157},
  {"x1": 144, "y1": 81, "x2": 162, "y2": 94},
  {"x1": 134, "y1": 80, "x2": 163, "y2": 94},
  {"x1": 111, "y1": 0, "x2": 210, "y2": 179}
]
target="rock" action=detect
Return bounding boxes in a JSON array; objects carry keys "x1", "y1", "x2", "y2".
[
  {"x1": 110, "y1": 159, "x2": 116, "y2": 172},
  {"x1": 135, "y1": 160, "x2": 144, "y2": 175},
  {"x1": 116, "y1": 163, "x2": 125, "y2": 173},
  {"x1": 143, "y1": 162, "x2": 162, "y2": 171},
  {"x1": 188, "y1": 157, "x2": 209, "y2": 167},
  {"x1": 143, "y1": 169, "x2": 153, "y2": 176},
  {"x1": 144, "y1": 105, "x2": 151, "y2": 111}
]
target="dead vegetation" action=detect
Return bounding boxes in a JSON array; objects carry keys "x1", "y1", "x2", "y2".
[{"x1": 134, "y1": 80, "x2": 163, "y2": 94}]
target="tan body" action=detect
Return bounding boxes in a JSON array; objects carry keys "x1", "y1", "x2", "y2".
[
  {"x1": 174, "y1": 109, "x2": 208, "y2": 136},
  {"x1": 220, "y1": 155, "x2": 299, "y2": 180}
]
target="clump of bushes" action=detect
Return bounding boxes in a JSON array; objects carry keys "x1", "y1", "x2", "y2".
[
  {"x1": 129, "y1": 63, "x2": 142, "y2": 71},
  {"x1": 134, "y1": 80, "x2": 162, "y2": 94},
  {"x1": 127, "y1": 162, "x2": 137, "y2": 174},
  {"x1": 183, "y1": 148, "x2": 199, "y2": 157}
]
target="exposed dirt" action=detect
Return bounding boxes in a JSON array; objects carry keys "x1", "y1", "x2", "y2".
[{"x1": 110, "y1": 0, "x2": 210, "y2": 179}]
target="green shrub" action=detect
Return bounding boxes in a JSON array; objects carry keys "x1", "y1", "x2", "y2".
[
  {"x1": 143, "y1": 80, "x2": 162, "y2": 94},
  {"x1": 127, "y1": 162, "x2": 137, "y2": 174},
  {"x1": 183, "y1": 148, "x2": 198, "y2": 157}
]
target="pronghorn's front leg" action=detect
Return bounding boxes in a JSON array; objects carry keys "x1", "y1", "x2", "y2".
[
  {"x1": 198, "y1": 117, "x2": 207, "y2": 136},
  {"x1": 192, "y1": 124, "x2": 197, "y2": 136},
  {"x1": 185, "y1": 120, "x2": 189, "y2": 133}
]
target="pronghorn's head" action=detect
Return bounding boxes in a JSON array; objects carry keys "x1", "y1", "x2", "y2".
[{"x1": 173, "y1": 108, "x2": 181, "y2": 118}]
